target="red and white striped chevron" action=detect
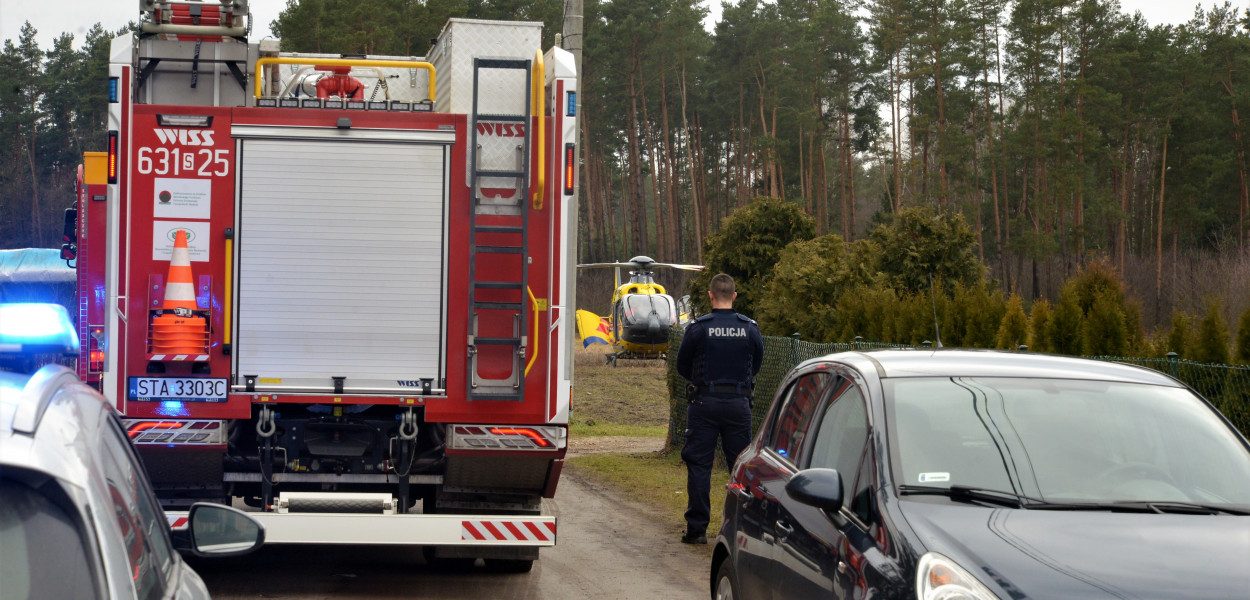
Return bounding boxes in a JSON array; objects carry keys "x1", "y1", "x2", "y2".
[
  {"x1": 461, "y1": 519, "x2": 556, "y2": 542},
  {"x1": 148, "y1": 354, "x2": 210, "y2": 361}
]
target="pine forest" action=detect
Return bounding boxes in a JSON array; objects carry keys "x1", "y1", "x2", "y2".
[{"x1": 3, "y1": 0, "x2": 1250, "y2": 329}]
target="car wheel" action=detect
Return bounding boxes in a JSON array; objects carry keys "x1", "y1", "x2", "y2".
[{"x1": 714, "y1": 559, "x2": 740, "y2": 600}]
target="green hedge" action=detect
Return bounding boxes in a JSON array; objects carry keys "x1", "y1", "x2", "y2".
[{"x1": 665, "y1": 332, "x2": 1250, "y2": 451}]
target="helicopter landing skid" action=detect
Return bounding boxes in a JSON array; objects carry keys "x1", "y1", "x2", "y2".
[{"x1": 604, "y1": 350, "x2": 666, "y2": 367}]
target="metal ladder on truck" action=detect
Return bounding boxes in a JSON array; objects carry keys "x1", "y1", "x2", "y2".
[{"x1": 466, "y1": 57, "x2": 532, "y2": 401}]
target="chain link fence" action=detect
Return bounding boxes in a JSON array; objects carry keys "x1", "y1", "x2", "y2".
[{"x1": 665, "y1": 331, "x2": 1250, "y2": 452}]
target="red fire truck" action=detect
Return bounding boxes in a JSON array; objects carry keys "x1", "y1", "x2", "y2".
[{"x1": 65, "y1": 0, "x2": 577, "y2": 570}]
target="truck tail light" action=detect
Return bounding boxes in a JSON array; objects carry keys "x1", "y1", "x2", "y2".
[
  {"x1": 107, "y1": 131, "x2": 118, "y2": 183},
  {"x1": 563, "y1": 143, "x2": 575, "y2": 195},
  {"x1": 450, "y1": 424, "x2": 566, "y2": 450},
  {"x1": 562, "y1": 143, "x2": 575, "y2": 195},
  {"x1": 124, "y1": 419, "x2": 225, "y2": 445}
]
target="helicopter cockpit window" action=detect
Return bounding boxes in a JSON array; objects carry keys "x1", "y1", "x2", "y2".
[{"x1": 622, "y1": 295, "x2": 678, "y2": 327}]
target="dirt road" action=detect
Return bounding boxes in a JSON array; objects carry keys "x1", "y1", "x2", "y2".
[{"x1": 192, "y1": 466, "x2": 711, "y2": 599}]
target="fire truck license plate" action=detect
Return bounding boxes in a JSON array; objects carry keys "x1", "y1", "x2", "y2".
[{"x1": 129, "y1": 377, "x2": 228, "y2": 402}]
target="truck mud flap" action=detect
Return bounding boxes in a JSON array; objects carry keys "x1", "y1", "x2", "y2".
[{"x1": 165, "y1": 511, "x2": 556, "y2": 546}]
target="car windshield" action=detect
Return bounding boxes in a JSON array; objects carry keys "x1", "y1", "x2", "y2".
[{"x1": 888, "y1": 377, "x2": 1250, "y2": 506}]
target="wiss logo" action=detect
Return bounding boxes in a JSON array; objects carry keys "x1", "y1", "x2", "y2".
[
  {"x1": 475, "y1": 123, "x2": 526, "y2": 137},
  {"x1": 153, "y1": 129, "x2": 216, "y2": 146}
]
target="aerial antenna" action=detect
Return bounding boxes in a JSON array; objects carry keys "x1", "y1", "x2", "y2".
[{"x1": 928, "y1": 272, "x2": 943, "y2": 349}]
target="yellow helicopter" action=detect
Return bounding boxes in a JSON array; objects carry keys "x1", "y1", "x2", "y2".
[{"x1": 576, "y1": 256, "x2": 703, "y2": 364}]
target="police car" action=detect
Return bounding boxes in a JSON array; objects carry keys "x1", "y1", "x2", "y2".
[{"x1": 0, "y1": 303, "x2": 263, "y2": 599}]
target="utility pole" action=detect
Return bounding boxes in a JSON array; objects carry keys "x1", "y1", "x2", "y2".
[{"x1": 562, "y1": 0, "x2": 584, "y2": 376}]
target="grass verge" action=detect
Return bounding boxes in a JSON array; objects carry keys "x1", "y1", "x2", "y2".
[{"x1": 567, "y1": 450, "x2": 732, "y2": 539}]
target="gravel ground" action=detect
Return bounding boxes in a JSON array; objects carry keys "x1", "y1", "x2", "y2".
[{"x1": 566, "y1": 435, "x2": 666, "y2": 457}]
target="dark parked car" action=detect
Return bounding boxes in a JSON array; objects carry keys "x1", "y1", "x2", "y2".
[
  {"x1": 711, "y1": 349, "x2": 1250, "y2": 600},
  {"x1": 0, "y1": 303, "x2": 264, "y2": 599}
]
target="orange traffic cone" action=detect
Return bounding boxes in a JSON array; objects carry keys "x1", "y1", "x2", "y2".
[{"x1": 149, "y1": 230, "x2": 209, "y2": 356}]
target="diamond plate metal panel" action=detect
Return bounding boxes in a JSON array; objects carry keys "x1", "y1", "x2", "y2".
[{"x1": 429, "y1": 19, "x2": 542, "y2": 115}]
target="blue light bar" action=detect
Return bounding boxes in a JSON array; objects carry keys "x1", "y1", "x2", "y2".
[
  {"x1": 567, "y1": 91, "x2": 576, "y2": 117},
  {"x1": 0, "y1": 303, "x2": 80, "y2": 354},
  {"x1": 109, "y1": 77, "x2": 119, "y2": 103}
]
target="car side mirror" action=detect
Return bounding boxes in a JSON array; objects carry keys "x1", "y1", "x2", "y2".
[
  {"x1": 785, "y1": 468, "x2": 843, "y2": 513},
  {"x1": 171, "y1": 503, "x2": 265, "y2": 558},
  {"x1": 61, "y1": 208, "x2": 78, "y2": 261}
]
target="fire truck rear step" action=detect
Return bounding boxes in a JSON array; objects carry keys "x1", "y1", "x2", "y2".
[{"x1": 165, "y1": 510, "x2": 558, "y2": 547}]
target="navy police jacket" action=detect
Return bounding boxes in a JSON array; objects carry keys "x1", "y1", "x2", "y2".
[{"x1": 676, "y1": 308, "x2": 764, "y2": 398}]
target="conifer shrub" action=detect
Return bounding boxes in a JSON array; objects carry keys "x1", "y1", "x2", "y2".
[
  {"x1": 868, "y1": 205, "x2": 984, "y2": 295},
  {"x1": 1192, "y1": 299, "x2": 1232, "y2": 364},
  {"x1": 964, "y1": 283, "x2": 1006, "y2": 348},
  {"x1": 830, "y1": 285, "x2": 898, "y2": 342},
  {"x1": 1235, "y1": 306, "x2": 1250, "y2": 365},
  {"x1": 996, "y1": 294, "x2": 1029, "y2": 350},
  {"x1": 1047, "y1": 286, "x2": 1084, "y2": 355},
  {"x1": 1164, "y1": 312, "x2": 1196, "y2": 358},
  {"x1": 755, "y1": 234, "x2": 878, "y2": 339},
  {"x1": 689, "y1": 197, "x2": 816, "y2": 318},
  {"x1": 1124, "y1": 298, "x2": 1147, "y2": 355},
  {"x1": 1028, "y1": 299, "x2": 1053, "y2": 353},
  {"x1": 892, "y1": 293, "x2": 933, "y2": 345},
  {"x1": 1082, "y1": 288, "x2": 1128, "y2": 356}
]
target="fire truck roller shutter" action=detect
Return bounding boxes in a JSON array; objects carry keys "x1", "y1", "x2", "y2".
[{"x1": 234, "y1": 138, "x2": 448, "y2": 394}]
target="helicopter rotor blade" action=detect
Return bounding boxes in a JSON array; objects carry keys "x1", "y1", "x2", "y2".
[
  {"x1": 576, "y1": 262, "x2": 637, "y2": 269},
  {"x1": 651, "y1": 263, "x2": 705, "y2": 271}
]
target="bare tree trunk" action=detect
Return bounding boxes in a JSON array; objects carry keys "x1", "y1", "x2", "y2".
[
  {"x1": 931, "y1": 5, "x2": 949, "y2": 206},
  {"x1": 626, "y1": 57, "x2": 647, "y2": 254},
  {"x1": 639, "y1": 79, "x2": 664, "y2": 258},
  {"x1": 1117, "y1": 123, "x2": 1130, "y2": 272},
  {"x1": 1156, "y1": 125, "x2": 1170, "y2": 308},
  {"x1": 1220, "y1": 74, "x2": 1250, "y2": 253},
  {"x1": 980, "y1": 20, "x2": 1001, "y2": 262},
  {"x1": 25, "y1": 135, "x2": 43, "y2": 247},
  {"x1": 892, "y1": 52, "x2": 902, "y2": 211}
]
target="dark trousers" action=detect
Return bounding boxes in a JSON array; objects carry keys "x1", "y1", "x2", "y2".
[{"x1": 681, "y1": 395, "x2": 753, "y2": 535}]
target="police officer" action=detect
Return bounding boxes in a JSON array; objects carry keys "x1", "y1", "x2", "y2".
[{"x1": 675, "y1": 273, "x2": 763, "y2": 544}]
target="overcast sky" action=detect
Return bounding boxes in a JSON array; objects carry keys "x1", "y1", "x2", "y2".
[{"x1": 1, "y1": 0, "x2": 1245, "y2": 52}]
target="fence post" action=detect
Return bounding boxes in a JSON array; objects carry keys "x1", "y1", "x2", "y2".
[
  {"x1": 1166, "y1": 352, "x2": 1179, "y2": 377},
  {"x1": 790, "y1": 333, "x2": 801, "y2": 369}
]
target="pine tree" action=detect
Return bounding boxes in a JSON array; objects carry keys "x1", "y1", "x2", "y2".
[
  {"x1": 1192, "y1": 299, "x2": 1232, "y2": 364},
  {"x1": 1164, "y1": 312, "x2": 1195, "y2": 359},
  {"x1": 997, "y1": 293, "x2": 1028, "y2": 349},
  {"x1": 1082, "y1": 288, "x2": 1127, "y2": 356},
  {"x1": 1028, "y1": 299, "x2": 1053, "y2": 352},
  {"x1": 1048, "y1": 287, "x2": 1084, "y2": 355},
  {"x1": 1236, "y1": 305, "x2": 1250, "y2": 365}
]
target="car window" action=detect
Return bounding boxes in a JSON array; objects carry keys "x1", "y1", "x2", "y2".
[
  {"x1": 888, "y1": 377, "x2": 1250, "y2": 504},
  {"x1": 99, "y1": 418, "x2": 175, "y2": 600},
  {"x1": 0, "y1": 478, "x2": 99, "y2": 600},
  {"x1": 768, "y1": 372, "x2": 832, "y2": 464},
  {"x1": 807, "y1": 385, "x2": 870, "y2": 510},
  {"x1": 850, "y1": 443, "x2": 876, "y2": 524}
]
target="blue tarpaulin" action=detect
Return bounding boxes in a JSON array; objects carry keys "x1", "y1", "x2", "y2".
[{"x1": 0, "y1": 248, "x2": 74, "y2": 283}]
